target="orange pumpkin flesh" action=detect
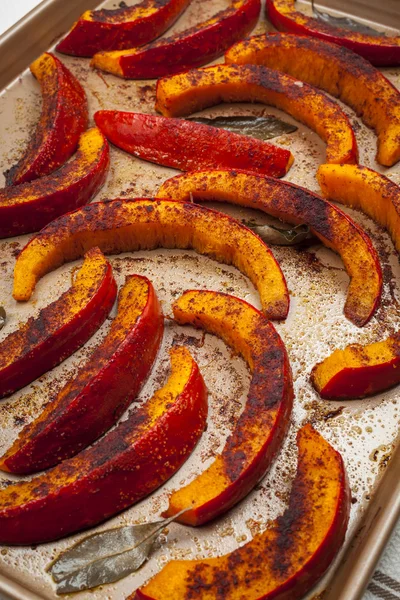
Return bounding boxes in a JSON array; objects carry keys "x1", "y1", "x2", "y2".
[
  {"x1": 12, "y1": 199, "x2": 289, "y2": 321},
  {"x1": 0, "y1": 275, "x2": 163, "y2": 474},
  {"x1": 56, "y1": 0, "x2": 191, "y2": 57},
  {"x1": 158, "y1": 169, "x2": 382, "y2": 327},
  {"x1": 0, "y1": 346, "x2": 208, "y2": 545},
  {"x1": 5, "y1": 53, "x2": 88, "y2": 186},
  {"x1": 225, "y1": 33, "x2": 400, "y2": 167},
  {"x1": 311, "y1": 164, "x2": 400, "y2": 399},
  {"x1": 0, "y1": 247, "x2": 116, "y2": 400},
  {"x1": 163, "y1": 289, "x2": 293, "y2": 526},
  {"x1": 0, "y1": 128, "x2": 109, "y2": 238},
  {"x1": 133, "y1": 424, "x2": 350, "y2": 600},
  {"x1": 155, "y1": 63, "x2": 358, "y2": 165}
]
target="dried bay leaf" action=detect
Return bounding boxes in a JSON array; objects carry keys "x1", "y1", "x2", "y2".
[
  {"x1": 311, "y1": 0, "x2": 385, "y2": 37},
  {"x1": 0, "y1": 307, "x2": 5, "y2": 331},
  {"x1": 245, "y1": 221, "x2": 314, "y2": 246},
  {"x1": 187, "y1": 115, "x2": 298, "y2": 140}
]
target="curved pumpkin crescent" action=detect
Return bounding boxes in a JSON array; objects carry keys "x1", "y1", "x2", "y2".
[
  {"x1": 163, "y1": 289, "x2": 293, "y2": 526},
  {"x1": 155, "y1": 63, "x2": 358, "y2": 165},
  {"x1": 133, "y1": 424, "x2": 350, "y2": 600},
  {"x1": 12, "y1": 198, "x2": 289, "y2": 321},
  {"x1": 265, "y1": 0, "x2": 400, "y2": 67},
  {"x1": 312, "y1": 164, "x2": 400, "y2": 399},
  {"x1": 5, "y1": 53, "x2": 88, "y2": 186},
  {"x1": 157, "y1": 169, "x2": 382, "y2": 328},
  {"x1": 225, "y1": 33, "x2": 400, "y2": 167}
]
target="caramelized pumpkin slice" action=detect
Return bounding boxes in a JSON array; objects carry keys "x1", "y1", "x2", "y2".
[
  {"x1": 0, "y1": 247, "x2": 116, "y2": 399},
  {"x1": 0, "y1": 275, "x2": 163, "y2": 474},
  {"x1": 95, "y1": 110, "x2": 293, "y2": 178},
  {"x1": 156, "y1": 64, "x2": 358, "y2": 165},
  {"x1": 13, "y1": 199, "x2": 289, "y2": 320},
  {"x1": 265, "y1": 0, "x2": 400, "y2": 67},
  {"x1": 311, "y1": 163, "x2": 400, "y2": 399},
  {"x1": 163, "y1": 289, "x2": 293, "y2": 525},
  {"x1": 133, "y1": 424, "x2": 350, "y2": 600},
  {"x1": 56, "y1": 0, "x2": 191, "y2": 57},
  {"x1": 158, "y1": 169, "x2": 382, "y2": 327},
  {"x1": 5, "y1": 53, "x2": 88, "y2": 186},
  {"x1": 91, "y1": 0, "x2": 260, "y2": 79},
  {"x1": 0, "y1": 346, "x2": 207, "y2": 545},
  {"x1": 0, "y1": 128, "x2": 109, "y2": 239},
  {"x1": 225, "y1": 33, "x2": 400, "y2": 167}
]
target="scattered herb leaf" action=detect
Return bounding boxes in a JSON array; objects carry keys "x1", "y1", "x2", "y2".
[
  {"x1": 311, "y1": 0, "x2": 384, "y2": 37},
  {"x1": 48, "y1": 509, "x2": 188, "y2": 594},
  {"x1": 187, "y1": 115, "x2": 298, "y2": 140},
  {"x1": 0, "y1": 307, "x2": 6, "y2": 330},
  {"x1": 245, "y1": 221, "x2": 314, "y2": 246}
]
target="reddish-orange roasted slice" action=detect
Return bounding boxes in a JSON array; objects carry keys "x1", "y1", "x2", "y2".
[
  {"x1": 56, "y1": 0, "x2": 191, "y2": 57},
  {"x1": 0, "y1": 248, "x2": 116, "y2": 400},
  {"x1": 310, "y1": 163, "x2": 400, "y2": 399},
  {"x1": 163, "y1": 289, "x2": 293, "y2": 526},
  {"x1": 13, "y1": 199, "x2": 289, "y2": 320},
  {"x1": 5, "y1": 53, "x2": 88, "y2": 186},
  {"x1": 0, "y1": 275, "x2": 163, "y2": 474},
  {"x1": 158, "y1": 169, "x2": 382, "y2": 327},
  {"x1": 91, "y1": 0, "x2": 260, "y2": 79},
  {"x1": 265, "y1": 0, "x2": 400, "y2": 67},
  {"x1": 156, "y1": 64, "x2": 358, "y2": 165},
  {"x1": 0, "y1": 346, "x2": 207, "y2": 545},
  {"x1": 94, "y1": 111, "x2": 293, "y2": 178},
  {"x1": 225, "y1": 33, "x2": 400, "y2": 167},
  {"x1": 133, "y1": 424, "x2": 350, "y2": 600},
  {"x1": 0, "y1": 128, "x2": 109, "y2": 239}
]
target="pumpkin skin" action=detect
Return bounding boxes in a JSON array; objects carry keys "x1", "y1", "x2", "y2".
[
  {"x1": 225, "y1": 33, "x2": 400, "y2": 167},
  {"x1": 155, "y1": 63, "x2": 358, "y2": 165},
  {"x1": 133, "y1": 424, "x2": 350, "y2": 600},
  {"x1": 56, "y1": 0, "x2": 191, "y2": 57},
  {"x1": 0, "y1": 346, "x2": 208, "y2": 545},
  {"x1": 5, "y1": 53, "x2": 88, "y2": 186},
  {"x1": 265, "y1": 0, "x2": 400, "y2": 67}
]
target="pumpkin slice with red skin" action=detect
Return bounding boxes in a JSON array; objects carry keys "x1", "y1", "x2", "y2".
[
  {"x1": 0, "y1": 345, "x2": 207, "y2": 545},
  {"x1": 12, "y1": 198, "x2": 289, "y2": 321},
  {"x1": 94, "y1": 110, "x2": 293, "y2": 178},
  {"x1": 155, "y1": 64, "x2": 358, "y2": 165},
  {"x1": 5, "y1": 53, "x2": 88, "y2": 186},
  {"x1": 225, "y1": 33, "x2": 400, "y2": 167},
  {"x1": 311, "y1": 164, "x2": 400, "y2": 399},
  {"x1": 265, "y1": 0, "x2": 400, "y2": 67},
  {"x1": 162, "y1": 289, "x2": 293, "y2": 526},
  {"x1": 158, "y1": 169, "x2": 382, "y2": 327},
  {"x1": 56, "y1": 0, "x2": 191, "y2": 57},
  {"x1": 0, "y1": 275, "x2": 163, "y2": 474},
  {"x1": 133, "y1": 424, "x2": 350, "y2": 600},
  {"x1": 0, "y1": 247, "x2": 116, "y2": 400},
  {"x1": 91, "y1": 0, "x2": 260, "y2": 79},
  {"x1": 0, "y1": 128, "x2": 109, "y2": 239}
]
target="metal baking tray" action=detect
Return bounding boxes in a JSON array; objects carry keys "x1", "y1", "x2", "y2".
[{"x1": 0, "y1": 1, "x2": 399, "y2": 599}]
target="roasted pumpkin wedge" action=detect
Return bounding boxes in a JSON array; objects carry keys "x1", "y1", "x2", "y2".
[
  {"x1": 133, "y1": 424, "x2": 350, "y2": 600},
  {"x1": 56, "y1": 0, "x2": 191, "y2": 57},
  {"x1": 13, "y1": 198, "x2": 289, "y2": 320},
  {"x1": 94, "y1": 111, "x2": 293, "y2": 178},
  {"x1": 91, "y1": 0, "x2": 260, "y2": 79},
  {"x1": 225, "y1": 33, "x2": 400, "y2": 167},
  {"x1": 158, "y1": 169, "x2": 382, "y2": 327},
  {"x1": 265, "y1": 0, "x2": 400, "y2": 67},
  {"x1": 0, "y1": 346, "x2": 207, "y2": 545},
  {"x1": 5, "y1": 53, "x2": 88, "y2": 186},
  {"x1": 163, "y1": 289, "x2": 293, "y2": 526},
  {"x1": 0, "y1": 275, "x2": 163, "y2": 474},
  {"x1": 0, "y1": 247, "x2": 116, "y2": 400},
  {"x1": 0, "y1": 128, "x2": 109, "y2": 239},
  {"x1": 311, "y1": 163, "x2": 400, "y2": 399},
  {"x1": 156, "y1": 64, "x2": 358, "y2": 165}
]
